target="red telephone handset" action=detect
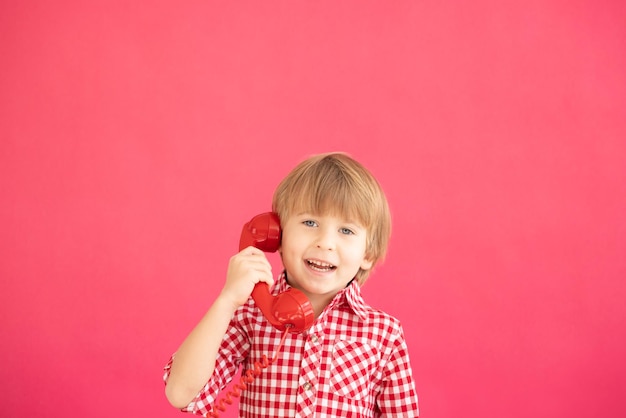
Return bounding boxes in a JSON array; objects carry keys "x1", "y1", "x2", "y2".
[
  {"x1": 239, "y1": 212, "x2": 314, "y2": 333},
  {"x1": 208, "y1": 213, "x2": 315, "y2": 417}
]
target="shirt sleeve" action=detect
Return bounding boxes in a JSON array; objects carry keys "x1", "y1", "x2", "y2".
[
  {"x1": 163, "y1": 314, "x2": 251, "y2": 416},
  {"x1": 376, "y1": 326, "x2": 420, "y2": 417}
]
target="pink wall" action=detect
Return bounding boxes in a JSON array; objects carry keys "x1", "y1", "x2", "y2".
[{"x1": 1, "y1": 1, "x2": 625, "y2": 417}]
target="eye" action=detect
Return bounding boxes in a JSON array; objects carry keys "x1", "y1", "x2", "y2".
[
  {"x1": 303, "y1": 220, "x2": 317, "y2": 227},
  {"x1": 339, "y1": 227, "x2": 355, "y2": 235}
]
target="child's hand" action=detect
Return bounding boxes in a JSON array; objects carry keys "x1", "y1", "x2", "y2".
[{"x1": 218, "y1": 246, "x2": 274, "y2": 309}]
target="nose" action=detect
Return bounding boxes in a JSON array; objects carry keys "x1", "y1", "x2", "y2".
[{"x1": 315, "y1": 227, "x2": 335, "y2": 251}]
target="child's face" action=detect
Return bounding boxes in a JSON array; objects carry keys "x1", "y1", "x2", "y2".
[{"x1": 280, "y1": 212, "x2": 373, "y2": 302}]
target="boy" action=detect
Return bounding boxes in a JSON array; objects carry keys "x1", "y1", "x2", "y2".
[{"x1": 164, "y1": 152, "x2": 419, "y2": 417}]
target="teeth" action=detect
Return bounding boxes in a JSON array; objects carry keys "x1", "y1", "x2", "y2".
[{"x1": 307, "y1": 260, "x2": 335, "y2": 270}]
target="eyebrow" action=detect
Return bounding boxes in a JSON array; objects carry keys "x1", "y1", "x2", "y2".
[
  {"x1": 344, "y1": 221, "x2": 366, "y2": 231},
  {"x1": 293, "y1": 209, "x2": 366, "y2": 227}
]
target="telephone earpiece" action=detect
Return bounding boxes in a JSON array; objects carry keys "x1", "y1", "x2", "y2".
[
  {"x1": 239, "y1": 213, "x2": 314, "y2": 333},
  {"x1": 239, "y1": 212, "x2": 281, "y2": 252}
]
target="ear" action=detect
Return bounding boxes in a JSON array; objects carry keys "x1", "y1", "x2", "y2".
[{"x1": 360, "y1": 256, "x2": 374, "y2": 271}]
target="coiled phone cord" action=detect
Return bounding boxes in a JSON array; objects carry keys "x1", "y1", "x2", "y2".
[{"x1": 207, "y1": 326, "x2": 292, "y2": 417}]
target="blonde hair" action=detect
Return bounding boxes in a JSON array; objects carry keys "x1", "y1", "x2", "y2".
[{"x1": 272, "y1": 152, "x2": 391, "y2": 284}]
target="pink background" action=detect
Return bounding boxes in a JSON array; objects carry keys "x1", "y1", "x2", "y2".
[{"x1": 1, "y1": 1, "x2": 625, "y2": 417}]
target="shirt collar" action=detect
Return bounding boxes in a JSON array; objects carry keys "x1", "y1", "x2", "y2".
[{"x1": 275, "y1": 272, "x2": 369, "y2": 322}]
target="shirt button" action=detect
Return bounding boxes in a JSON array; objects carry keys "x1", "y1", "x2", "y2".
[
  {"x1": 302, "y1": 382, "x2": 313, "y2": 391},
  {"x1": 309, "y1": 334, "x2": 318, "y2": 343}
]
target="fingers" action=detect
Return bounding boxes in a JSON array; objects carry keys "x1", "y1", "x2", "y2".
[
  {"x1": 235, "y1": 246, "x2": 273, "y2": 281},
  {"x1": 222, "y1": 247, "x2": 275, "y2": 306},
  {"x1": 240, "y1": 245, "x2": 265, "y2": 256}
]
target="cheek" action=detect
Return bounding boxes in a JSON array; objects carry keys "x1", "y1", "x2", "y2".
[
  {"x1": 352, "y1": 243, "x2": 372, "y2": 268},
  {"x1": 281, "y1": 228, "x2": 309, "y2": 251},
  {"x1": 279, "y1": 236, "x2": 302, "y2": 262}
]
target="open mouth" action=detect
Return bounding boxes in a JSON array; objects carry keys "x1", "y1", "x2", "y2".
[{"x1": 306, "y1": 259, "x2": 337, "y2": 272}]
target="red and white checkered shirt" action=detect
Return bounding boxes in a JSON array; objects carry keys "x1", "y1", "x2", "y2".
[{"x1": 164, "y1": 274, "x2": 419, "y2": 417}]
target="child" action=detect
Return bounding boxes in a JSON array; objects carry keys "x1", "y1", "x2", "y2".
[{"x1": 164, "y1": 152, "x2": 419, "y2": 417}]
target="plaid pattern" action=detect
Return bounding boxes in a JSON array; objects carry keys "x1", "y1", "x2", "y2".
[{"x1": 164, "y1": 274, "x2": 419, "y2": 417}]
